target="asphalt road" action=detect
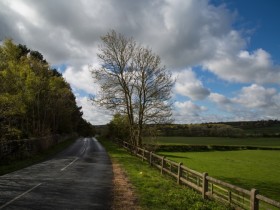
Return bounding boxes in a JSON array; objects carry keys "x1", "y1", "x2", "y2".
[{"x1": 0, "y1": 137, "x2": 113, "y2": 210}]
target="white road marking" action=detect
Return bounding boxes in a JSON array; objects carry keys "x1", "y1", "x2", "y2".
[
  {"x1": 0, "y1": 183, "x2": 42, "y2": 209},
  {"x1": 81, "y1": 139, "x2": 87, "y2": 154},
  {"x1": 60, "y1": 157, "x2": 79, "y2": 171}
]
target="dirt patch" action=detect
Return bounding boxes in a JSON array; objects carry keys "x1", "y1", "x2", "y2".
[{"x1": 111, "y1": 160, "x2": 141, "y2": 210}]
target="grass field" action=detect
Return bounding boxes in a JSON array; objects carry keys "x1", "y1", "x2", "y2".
[
  {"x1": 159, "y1": 150, "x2": 280, "y2": 201},
  {"x1": 146, "y1": 136, "x2": 280, "y2": 147},
  {"x1": 152, "y1": 136, "x2": 280, "y2": 201},
  {"x1": 99, "y1": 138, "x2": 231, "y2": 210}
]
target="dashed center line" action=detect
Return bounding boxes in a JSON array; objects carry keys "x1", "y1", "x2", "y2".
[
  {"x1": 60, "y1": 157, "x2": 79, "y2": 171},
  {"x1": 1, "y1": 157, "x2": 79, "y2": 209},
  {"x1": 0, "y1": 183, "x2": 42, "y2": 209}
]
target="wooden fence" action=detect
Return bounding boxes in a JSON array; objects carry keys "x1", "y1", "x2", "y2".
[
  {"x1": 0, "y1": 134, "x2": 72, "y2": 161},
  {"x1": 123, "y1": 141, "x2": 280, "y2": 210}
]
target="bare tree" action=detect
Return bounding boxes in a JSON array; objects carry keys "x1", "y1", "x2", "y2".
[{"x1": 91, "y1": 30, "x2": 174, "y2": 146}]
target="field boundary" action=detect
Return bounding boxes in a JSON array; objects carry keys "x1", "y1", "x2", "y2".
[
  {"x1": 123, "y1": 141, "x2": 280, "y2": 210},
  {"x1": 152, "y1": 144, "x2": 280, "y2": 152}
]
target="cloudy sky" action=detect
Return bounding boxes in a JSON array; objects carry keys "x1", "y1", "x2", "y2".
[{"x1": 1, "y1": 0, "x2": 280, "y2": 125}]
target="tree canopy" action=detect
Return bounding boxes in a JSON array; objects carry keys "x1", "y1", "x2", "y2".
[
  {"x1": 0, "y1": 39, "x2": 94, "y2": 142},
  {"x1": 91, "y1": 31, "x2": 174, "y2": 146}
]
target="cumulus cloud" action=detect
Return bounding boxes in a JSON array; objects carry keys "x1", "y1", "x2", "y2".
[
  {"x1": 209, "y1": 85, "x2": 280, "y2": 120},
  {"x1": 173, "y1": 101, "x2": 208, "y2": 123},
  {"x1": 204, "y1": 48, "x2": 280, "y2": 84},
  {"x1": 1, "y1": 0, "x2": 279, "y2": 124},
  {"x1": 0, "y1": 0, "x2": 243, "y2": 69},
  {"x1": 174, "y1": 69, "x2": 210, "y2": 100},
  {"x1": 209, "y1": 93, "x2": 231, "y2": 105},
  {"x1": 175, "y1": 101, "x2": 207, "y2": 113},
  {"x1": 76, "y1": 96, "x2": 112, "y2": 125},
  {"x1": 2, "y1": 0, "x2": 279, "y2": 79},
  {"x1": 233, "y1": 84, "x2": 278, "y2": 109},
  {"x1": 63, "y1": 65, "x2": 99, "y2": 95}
]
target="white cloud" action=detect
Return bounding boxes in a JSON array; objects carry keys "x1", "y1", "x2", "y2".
[
  {"x1": 173, "y1": 100, "x2": 238, "y2": 123},
  {"x1": 1, "y1": 0, "x2": 279, "y2": 124},
  {"x1": 173, "y1": 101, "x2": 208, "y2": 123},
  {"x1": 63, "y1": 65, "x2": 99, "y2": 95},
  {"x1": 209, "y1": 85, "x2": 280, "y2": 121},
  {"x1": 0, "y1": 0, "x2": 243, "y2": 69},
  {"x1": 233, "y1": 84, "x2": 277, "y2": 109},
  {"x1": 204, "y1": 48, "x2": 280, "y2": 84},
  {"x1": 174, "y1": 69, "x2": 210, "y2": 100},
  {"x1": 209, "y1": 92, "x2": 231, "y2": 105},
  {"x1": 76, "y1": 96, "x2": 112, "y2": 125}
]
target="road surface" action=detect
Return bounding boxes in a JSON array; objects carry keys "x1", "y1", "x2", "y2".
[{"x1": 0, "y1": 137, "x2": 113, "y2": 210}]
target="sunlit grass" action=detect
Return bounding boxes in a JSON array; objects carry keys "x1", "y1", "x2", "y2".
[
  {"x1": 99, "y1": 138, "x2": 231, "y2": 210},
  {"x1": 159, "y1": 150, "x2": 280, "y2": 201}
]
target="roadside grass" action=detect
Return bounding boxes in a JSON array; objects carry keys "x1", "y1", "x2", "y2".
[
  {"x1": 145, "y1": 136, "x2": 280, "y2": 147},
  {"x1": 0, "y1": 137, "x2": 76, "y2": 175},
  {"x1": 159, "y1": 150, "x2": 280, "y2": 201},
  {"x1": 99, "y1": 138, "x2": 232, "y2": 210}
]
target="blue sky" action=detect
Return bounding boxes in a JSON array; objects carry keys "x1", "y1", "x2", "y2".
[
  {"x1": 1, "y1": 0, "x2": 280, "y2": 125},
  {"x1": 227, "y1": 0, "x2": 280, "y2": 60}
]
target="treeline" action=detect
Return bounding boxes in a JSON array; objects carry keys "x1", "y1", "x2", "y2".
[
  {"x1": 0, "y1": 39, "x2": 94, "y2": 142},
  {"x1": 157, "y1": 120, "x2": 280, "y2": 137},
  {"x1": 99, "y1": 115, "x2": 280, "y2": 139},
  {"x1": 156, "y1": 124, "x2": 244, "y2": 137}
]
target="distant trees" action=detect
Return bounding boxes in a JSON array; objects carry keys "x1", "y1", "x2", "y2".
[
  {"x1": 107, "y1": 113, "x2": 130, "y2": 141},
  {"x1": 156, "y1": 120, "x2": 280, "y2": 137},
  {"x1": 157, "y1": 124, "x2": 245, "y2": 137},
  {"x1": 0, "y1": 39, "x2": 94, "y2": 142},
  {"x1": 91, "y1": 30, "x2": 174, "y2": 146}
]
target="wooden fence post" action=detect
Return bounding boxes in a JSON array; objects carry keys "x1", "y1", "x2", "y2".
[
  {"x1": 161, "y1": 156, "x2": 165, "y2": 175},
  {"x1": 211, "y1": 183, "x2": 213, "y2": 195},
  {"x1": 177, "y1": 163, "x2": 182, "y2": 184},
  {"x1": 142, "y1": 149, "x2": 144, "y2": 161},
  {"x1": 250, "y1": 188, "x2": 259, "y2": 210},
  {"x1": 202, "y1": 172, "x2": 208, "y2": 199},
  {"x1": 149, "y1": 152, "x2": 152, "y2": 166},
  {"x1": 228, "y1": 191, "x2": 232, "y2": 203}
]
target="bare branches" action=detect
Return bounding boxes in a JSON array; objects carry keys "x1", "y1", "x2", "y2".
[{"x1": 91, "y1": 31, "x2": 174, "y2": 145}]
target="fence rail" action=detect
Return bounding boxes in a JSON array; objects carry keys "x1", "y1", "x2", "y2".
[
  {"x1": 123, "y1": 141, "x2": 280, "y2": 210},
  {"x1": 0, "y1": 134, "x2": 73, "y2": 161}
]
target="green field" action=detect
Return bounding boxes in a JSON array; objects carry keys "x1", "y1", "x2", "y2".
[
  {"x1": 159, "y1": 150, "x2": 280, "y2": 201},
  {"x1": 99, "y1": 138, "x2": 230, "y2": 210},
  {"x1": 152, "y1": 136, "x2": 280, "y2": 201},
  {"x1": 146, "y1": 136, "x2": 280, "y2": 147}
]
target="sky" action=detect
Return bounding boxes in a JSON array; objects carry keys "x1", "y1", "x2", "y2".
[{"x1": 1, "y1": 0, "x2": 280, "y2": 125}]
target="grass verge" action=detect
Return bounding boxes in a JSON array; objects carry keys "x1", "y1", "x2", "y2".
[
  {"x1": 0, "y1": 137, "x2": 76, "y2": 175},
  {"x1": 99, "y1": 138, "x2": 232, "y2": 210}
]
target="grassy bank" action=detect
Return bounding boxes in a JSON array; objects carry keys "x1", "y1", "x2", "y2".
[
  {"x1": 159, "y1": 150, "x2": 280, "y2": 201},
  {"x1": 0, "y1": 137, "x2": 77, "y2": 175},
  {"x1": 99, "y1": 138, "x2": 231, "y2": 210}
]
